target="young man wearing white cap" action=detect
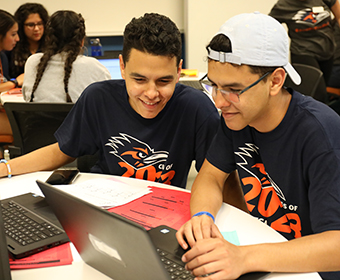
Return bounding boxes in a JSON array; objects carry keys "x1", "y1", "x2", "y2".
[{"x1": 176, "y1": 12, "x2": 340, "y2": 279}]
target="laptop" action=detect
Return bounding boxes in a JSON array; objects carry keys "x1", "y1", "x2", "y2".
[
  {"x1": 0, "y1": 193, "x2": 69, "y2": 259},
  {"x1": 97, "y1": 58, "x2": 122, "y2": 79},
  {"x1": 0, "y1": 206, "x2": 11, "y2": 280},
  {"x1": 36, "y1": 180, "x2": 269, "y2": 280},
  {"x1": 178, "y1": 78, "x2": 204, "y2": 91}
]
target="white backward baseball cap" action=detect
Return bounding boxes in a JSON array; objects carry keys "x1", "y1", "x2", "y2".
[{"x1": 208, "y1": 11, "x2": 301, "y2": 85}]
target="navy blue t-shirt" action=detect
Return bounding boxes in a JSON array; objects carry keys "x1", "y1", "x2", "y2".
[
  {"x1": 269, "y1": 0, "x2": 336, "y2": 60},
  {"x1": 207, "y1": 89, "x2": 340, "y2": 279},
  {"x1": 55, "y1": 79, "x2": 219, "y2": 188}
]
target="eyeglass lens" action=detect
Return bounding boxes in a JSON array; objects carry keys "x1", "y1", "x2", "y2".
[
  {"x1": 201, "y1": 81, "x2": 240, "y2": 103},
  {"x1": 25, "y1": 22, "x2": 44, "y2": 28},
  {"x1": 200, "y1": 71, "x2": 271, "y2": 104}
]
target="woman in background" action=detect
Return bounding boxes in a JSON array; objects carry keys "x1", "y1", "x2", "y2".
[
  {"x1": 22, "y1": 10, "x2": 111, "y2": 103},
  {"x1": 0, "y1": 10, "x2": 20, "y2": 143},
  {"x1": 9, "y1": 3, "x2": 49, "y2": 78},
  {"x1": 0, "y1": 10, "x2": 21, "y2": 92},
  {"x1": 270, "y1": 0, "x2": 340, "y2": 103}
]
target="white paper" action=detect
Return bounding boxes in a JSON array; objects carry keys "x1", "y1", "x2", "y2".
[{"x1": 53, "y1": 178, "x2": 152, "y2": 208}]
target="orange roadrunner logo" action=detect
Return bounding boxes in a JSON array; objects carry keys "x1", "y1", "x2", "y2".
[
  {"x1": 292, "y1": 8, "x2": 331, "y2": 33},
  {"x1": 106, "y1": 134, "x2": 175, "y2": 184}
]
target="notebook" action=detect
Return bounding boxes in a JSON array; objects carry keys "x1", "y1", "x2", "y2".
[
  {"x1": 0, "y1": 193, "x2": 69, "y2": 259},
  {"x1": 36, "y1": 180, "x2": 269, "y2": 280},
  {"x1": 0, "y1": 206, "x2": 11, "y2": 280}
]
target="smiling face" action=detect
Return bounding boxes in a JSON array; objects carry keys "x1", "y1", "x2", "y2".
[
  {"x1": 120, "y1": 48, "x2": 182, "y2": 119},
  {"x1": 208, "y1": 61, "x2": 276, "y2": 132},
  {"x1": 0, "y1": 23, "x2": 19, "y2": 51},
  {"x1": 24, "y1": 13, "x2": 44, "y2": 43}
]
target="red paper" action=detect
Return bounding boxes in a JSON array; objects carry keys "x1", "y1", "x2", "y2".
[
  {"x1": 9, "y1": 242, "x2": 73, "y2": 269},
  {"x1": 109, "y1": 186, "x2": 191, "y2": 230}
]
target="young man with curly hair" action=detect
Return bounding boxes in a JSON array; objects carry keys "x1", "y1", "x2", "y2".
[{"x1": 0, "y1": 13, "x2": 220, "y2": 189}]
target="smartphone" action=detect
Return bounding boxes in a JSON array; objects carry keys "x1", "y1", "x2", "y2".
[{"x1": 46, "y1": 168, "x2": 80, "y2": 185}]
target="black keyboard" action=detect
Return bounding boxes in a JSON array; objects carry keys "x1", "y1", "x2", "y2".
[
  {"x1": 157, "y1": 248, "x2": 194, "y2": 280},
  {"x1": 1, "y1": 201, "x2": 63, "y2": 246}
]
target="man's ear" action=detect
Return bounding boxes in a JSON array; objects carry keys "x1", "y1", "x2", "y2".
[
  {"x1": 119, "y1": 54, "x2": 125, "y2": 80},
  {"x1": 270, "y1": 68, "x2": 286, "y2": 96},
  {"x1": 176, "y1": 59, "x2": 183, "y2": 82}
]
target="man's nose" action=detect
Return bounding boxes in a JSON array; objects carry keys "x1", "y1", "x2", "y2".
[
  {"x1": 213, "y1": 90, "x2": 231, "y2": 109},
  {"x1": 144, "y1": 83, "x2": 159, "y2": 99}
]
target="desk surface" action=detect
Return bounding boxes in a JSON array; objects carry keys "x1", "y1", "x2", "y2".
[
  {"x1": 0, "y1": 91, "x2": 24, "y2": 105},
  {"x1": 0, "y1": 172, "x2": 321, "y2": 280}
]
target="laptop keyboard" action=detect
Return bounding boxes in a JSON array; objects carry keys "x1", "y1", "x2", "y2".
[
  {"x1": 1, "y1": 201, "x2": 63, "y2": 246},
  {"x1": 157, "y1": 248, "x2": 194, "y2": 280},
  {"x1": 178, "y1": 80, "x2": 203, "y2": 91}
]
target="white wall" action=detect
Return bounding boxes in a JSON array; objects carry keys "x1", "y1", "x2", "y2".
[
  {"x1": 1, "y1": 0, "x2": 184, "y2": 36},
  {"x1": 3, "y1": 0, "x2": 280, "y2": 71},
  {"x1": 184, "y1": 0, "x2": 278, "y2": 72}
]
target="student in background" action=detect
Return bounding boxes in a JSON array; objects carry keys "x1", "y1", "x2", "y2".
[
  {"x1": 0, "y1": 10, "x2": 22, "y2": 92},
  {"x1": 327, "y1": 22, "x2": 340, "y2": 114},
  {"x1": 8, "y1": 3, "x2": 49, "y2": 78},
  {"x1": 269, "y1": 0, "x2": 340, "y2": 103},
  {"x1": 0, "y1": 13, "x2": 224, "y2": 190},
  {"x1": 22, "y1": 10, "x2": 111, "y2": 103},
  {"x1": 0, "y1": 10, "x2": 21, "y2": 140},
  {"x1": 327, "y1": 22, "x2": 340, "y2": 91},
  {"x1": 176, "y1": 12, "x2": 340, "y2": 279}
]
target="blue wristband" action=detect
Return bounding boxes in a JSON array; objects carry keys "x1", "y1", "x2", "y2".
[
  {"x1": 0, "y1": 159, "x2": 12, "y2": 178},
  {"x1": 192, "y1": 211, "x2": 215, "y2": 222}
]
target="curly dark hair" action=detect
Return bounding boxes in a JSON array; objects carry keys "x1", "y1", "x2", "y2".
[
  {"x1": 11, "y1": 3, "x2": 49, "y2": 76},
  {"x1": 0, "y1": 10, "x2": 16, "y2": 42},
  {"x1": 206, "y1": 33, "x2": 277, "y2": 79},
  {"x1": 31, "y1": 10, "x2": 85, "y2": 101},
  {"x1": 122, "y1": 13, "x2": 182, "y2": 66}
]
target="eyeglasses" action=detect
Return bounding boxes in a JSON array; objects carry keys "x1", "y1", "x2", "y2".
[
  {"x1": 199, "y1": 71, "x2": 271, "y2": 103},
  {"x1": 24, "y1": 21, "x2": 44, "y2": 29}
]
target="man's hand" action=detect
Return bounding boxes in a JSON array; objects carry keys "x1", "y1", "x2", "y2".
[
  {"x1": 182, "y1": 237, "x2": 247, "y2": 280},
  {"x1": 176, "y1": 214, "x2": 222, "y2": 249}
]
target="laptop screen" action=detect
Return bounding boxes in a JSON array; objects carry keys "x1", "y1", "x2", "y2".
[
  {"x1": 0, "y1": 207, "x2": 12, "y2": 280},
  {"x1": 97, "y1": 58, "x2": 122, "y2": 79}
]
